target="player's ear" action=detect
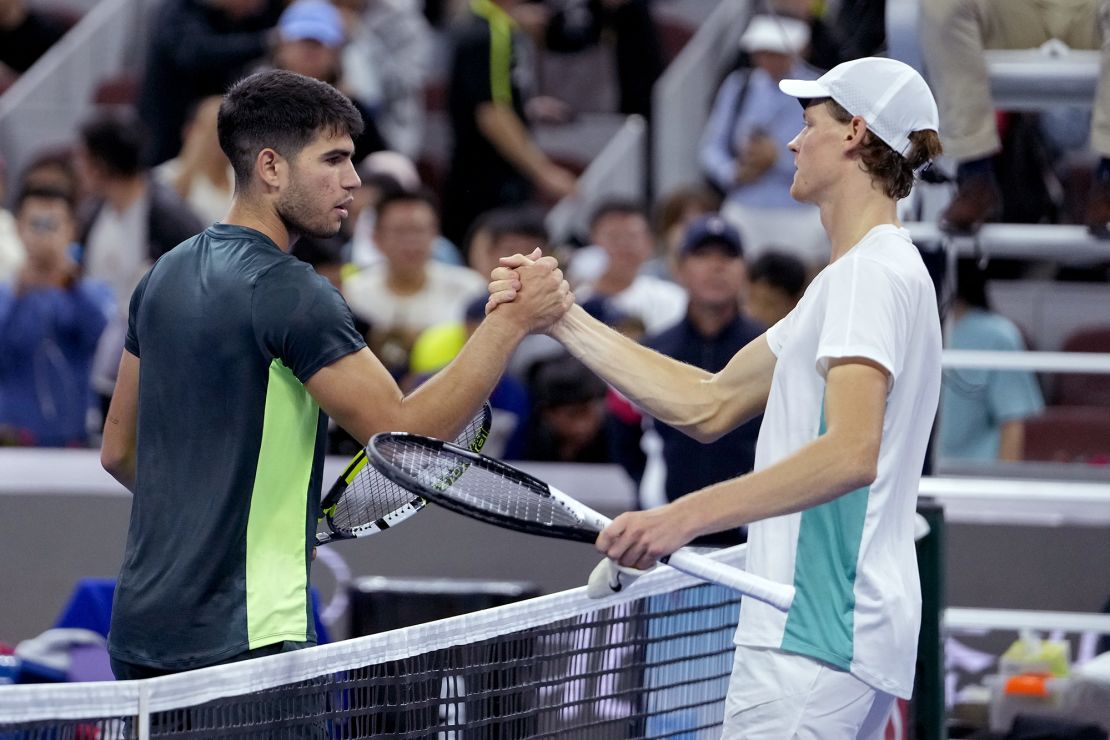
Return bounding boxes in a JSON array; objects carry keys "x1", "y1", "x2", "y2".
[
  {"x1": 256, "y1": 147, "x2": 287, "y2": 190},
  {"x1": 844, "y1": 115, "x2": 868, "y2": 152}
]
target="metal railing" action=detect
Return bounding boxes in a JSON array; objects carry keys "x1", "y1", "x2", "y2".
[
  {"x1": 544, "y1": 115, "x2": 646, "y2": 244},
  {"x1": 0, "y1": 0, "x2": 147, "y2": 195}
]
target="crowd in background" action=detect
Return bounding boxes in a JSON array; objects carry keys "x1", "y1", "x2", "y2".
[{"x1": 1, "y1": 0, "x2": 1109, "y2": 498}]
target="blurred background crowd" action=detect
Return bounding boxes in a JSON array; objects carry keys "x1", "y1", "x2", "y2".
[{"x1": 1, "y1": 0, "x2": 1109, "y2": 509}]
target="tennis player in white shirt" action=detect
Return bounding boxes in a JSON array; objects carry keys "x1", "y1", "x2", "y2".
[{"x1": 489, "y1": 56, "x2": 944, "y2": 737}]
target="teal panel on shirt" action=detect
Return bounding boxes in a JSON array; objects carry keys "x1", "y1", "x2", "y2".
[{"x1": 780, "y1": 400, "x2": 870, "y2": 670}]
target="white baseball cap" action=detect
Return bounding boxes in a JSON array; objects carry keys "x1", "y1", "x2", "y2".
[
  {"x1": 738, "y1": 15, "x2": 810, "y2": 56},
  {"x1": 778, "y1": 57, "x2": 939, "y2": 156}
]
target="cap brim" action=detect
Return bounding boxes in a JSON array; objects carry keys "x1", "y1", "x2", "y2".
[{"x1": 778, "y1": 79, "x2": 828, "y2": 100}]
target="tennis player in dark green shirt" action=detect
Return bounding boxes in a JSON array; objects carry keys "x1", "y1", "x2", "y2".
[{"x1": 100, "y1": 69, "x2": 572, "y2": 678}]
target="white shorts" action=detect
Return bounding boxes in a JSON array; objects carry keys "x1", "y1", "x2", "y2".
[{"x1": 721, "y1": 645, "x2": 895, "y2": 740}]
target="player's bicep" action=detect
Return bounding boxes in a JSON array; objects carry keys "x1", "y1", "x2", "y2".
[
  {"x1": 706, "y1": 334, "x2": 777, "y2": 432},
  {"x1": 304, "y1": 347, "x2": 404, "y2": 446},
  {"x1": 822, "y1": 358, "x2": 889, "y2": 476}
]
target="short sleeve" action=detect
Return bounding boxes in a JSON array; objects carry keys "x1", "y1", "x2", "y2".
[
  {"x1": 764, "y1": 307, "x2": 798, "y2": 358},
  {"x1": 252, "y1": 261, "x2": 367, "y2": 383},
  {"x1": 815, "y1": 257, "x2": 908, "y2": 381},
  {"x1": 124, "y1": 269, "x2": 153, "y2": 357}
]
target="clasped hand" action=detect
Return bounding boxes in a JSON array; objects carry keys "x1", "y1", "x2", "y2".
[{"x1": 485, "y1": 248, "x2": 574, "y2": 333}]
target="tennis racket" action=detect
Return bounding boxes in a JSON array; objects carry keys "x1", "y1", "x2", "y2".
[
  {"x1": 315, "y1": 403, "x2": 492, "y2": 545},
  {"x1": 365, "y1": 433, "x2": 796, "y2": 611}
]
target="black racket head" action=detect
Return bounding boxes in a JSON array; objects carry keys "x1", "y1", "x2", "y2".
[
  {"x1": 317, "y1": 402, "x2": 493, "y2": 543},
  {"x1": 366, "y1": 432, "x2": 599, "y2": 544}
]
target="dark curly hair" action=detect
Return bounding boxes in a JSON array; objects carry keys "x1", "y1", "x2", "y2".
[{"x1": 818, "y1": 99, "x2": 943, "y2": 200}]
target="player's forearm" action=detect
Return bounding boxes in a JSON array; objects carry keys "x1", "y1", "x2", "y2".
[
  {"x1": 100, "y1": 422, "x2": 136, "y2": 494},
  {"x1": 670, "y1": 431, "x2": 880, "y2": 540},
  {"x1": 401, "y1": 310, "x2": 526, "y2": 440},
  {"x1": 550, "y1": 304, "x2": 735, "y2": 441}
]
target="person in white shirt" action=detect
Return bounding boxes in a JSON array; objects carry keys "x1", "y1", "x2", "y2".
[
  {"x1": 572, "y1": 199, "x2": 687, "y2": 335},
  {"x1": 342, "y1": 189, "x2": 486, "y2": 375},
  {"x1": 489, "y1": 57, "x2": 944, "y2": 737}
]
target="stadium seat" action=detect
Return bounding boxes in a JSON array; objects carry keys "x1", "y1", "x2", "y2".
[
  {"x1": 1056, "y1": 325, "x2": 1110, "y2": 407},
  {"x1": 1022, "y1": 406, "x2": 1110, "y2": 463}
]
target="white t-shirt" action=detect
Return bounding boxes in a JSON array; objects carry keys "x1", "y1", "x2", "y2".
[
  {"x1": 85, "y1": 195, "x2": 151, "y2": 320},
  {"x1": 735, "y1": 224, "x2": 941, "y2": 699},
  {"x1": 342, "y1": 260, "x2": 487, "y2": 332},
  {"x1": 577, "y1": 274, "x2": 688, "y2": 335}
]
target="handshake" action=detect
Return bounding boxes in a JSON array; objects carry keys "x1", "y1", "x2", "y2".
[{"x1": 484, "y1": 248, "x2": 574, "y2": 335}]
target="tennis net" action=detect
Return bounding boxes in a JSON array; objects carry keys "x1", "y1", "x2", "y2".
[{"x1": 0, "y1": 547, "x2": 748, "y2": 739}]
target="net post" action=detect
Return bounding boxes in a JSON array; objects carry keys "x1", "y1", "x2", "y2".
[{"x1": 914, "y1": 498, "x2": 946, "y2": 740}]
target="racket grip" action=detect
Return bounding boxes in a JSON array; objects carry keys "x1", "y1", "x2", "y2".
[{"x1": 665, "y1": 549, "x2": 795, "y2": 612}]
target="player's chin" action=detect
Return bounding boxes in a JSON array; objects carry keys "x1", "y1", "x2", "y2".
[
  {"x1": 789, "y1": 180, "x2": 810, "y2": 204},
  {"x1": 304, "y1": 221, "x2": 343, "y2": 239}
]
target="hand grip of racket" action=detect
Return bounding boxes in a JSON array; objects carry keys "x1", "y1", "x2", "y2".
[{"x1": 563, "y1": 489, "x2": 795, "y2": 611}]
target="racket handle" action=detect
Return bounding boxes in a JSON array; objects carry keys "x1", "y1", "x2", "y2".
[{"x1": 665, "y1": 549, "x2": 795, "y2": 612}]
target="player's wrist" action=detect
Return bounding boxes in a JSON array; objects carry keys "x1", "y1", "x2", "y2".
[{"x1": 481, "y1": 305, "x2": 530, "y2": 343}]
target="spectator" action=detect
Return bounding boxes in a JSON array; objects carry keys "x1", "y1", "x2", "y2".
[
  {"x1": 270, "y1": 0, "x2": 390, "y2": 162},
  {"x1": 441, "y1": 0, "x2": 577, "y2": 245},
  {"x1": 574, "y1": 199, "x2": 686, "y2": 335},
  {"x1": 700, "y1": 14, "x2": 827, "y2": 268},
  {"x1": 77, "y1": 113, "x2": 204, "y2": 307},
  {"x1": 643, "y1": 184, "x2": 721, "y2": 282},
  {"x1": 465, "y1": 205, "x2": 566, "y2": 381},
  {"x1": 466, "y1": 204, "x2": 548, "y2": 276},
  {"x1": 75, "y1": 112, "x2": 204, "y2": 408},
  {"x1": 523, "y1": 352, "x2": 612, "y2": 462},
  {"x1": 938, "y1": 261, "x2": 1045, "y2": 463},
  {"x1": 745, "y1": 250, "x2": 807, "y2": 327},
  {"x1": 335, "y1": 0, "x2": 433, "y2": 157},
  {"x1": 0, "y1": 0, "x2": 70, "y2": 76},
  {"x1": 0, "y1": 186, "x2": 113, "y2": 447},
  {"x1": 342, "y1": 189, "x2": 487, "y2": 375},
  {"x1": 18, "y1": 149, "x2": 80, "y2": 202},
  {"x1": 641, "y1": 215, "x2": 763, "y2": 546},
  {"x1": 921, "y1": 0, "x2": 1110, "y2": 235},
  {"x1": 154, "y1": 96, "x2": 234, "y2": 225},
  {"x1": 138, "y1": 0, "x2": 284, "y2": 166},
  {"x1": 346, "y1": 151, "x2": 462, "y2": 267}
]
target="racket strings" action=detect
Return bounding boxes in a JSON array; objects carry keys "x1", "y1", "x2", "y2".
[
  {"x1": 327, "y1": 404, "x2": 491, "y2": 536},
  {"x1": 330, "y1": 469, "x2": 413, "y2": 533},
  {"x1": 386, "y1": 439, "x2": 585, "y2": 530}
]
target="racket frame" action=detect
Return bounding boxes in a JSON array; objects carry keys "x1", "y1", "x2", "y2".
[
  {"x1": 366, "y1": 433, "x2": 796, "y2": 611},
  {"x1": 315, "y1": 403, "x2": 491, "y2": 545}
]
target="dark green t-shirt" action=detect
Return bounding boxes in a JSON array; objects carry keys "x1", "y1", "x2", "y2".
[{"x1": 108, "y1": 224, "x2": 366, "y2": 670}]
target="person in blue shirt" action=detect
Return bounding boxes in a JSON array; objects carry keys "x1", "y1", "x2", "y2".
[
  {"x1": 938, "y1": 260, "x2": 1044, "y2": 463},
  {"x1": 641, "y1": 214, "x2": 764, "y2": 545},
  {"x1": 0, "y1": 186, "x2": 113, "y2": 447},
  {"x1": 699, "y1": 14, "x2": 828, "y2": 268}
]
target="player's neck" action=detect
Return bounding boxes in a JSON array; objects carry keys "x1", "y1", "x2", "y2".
[
  {"x1": 819, "y1": 182, "x2": 900, "y2": 262},
  {"x1": 225, "y1": 197, "x2": 292, "y2": 251}
]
